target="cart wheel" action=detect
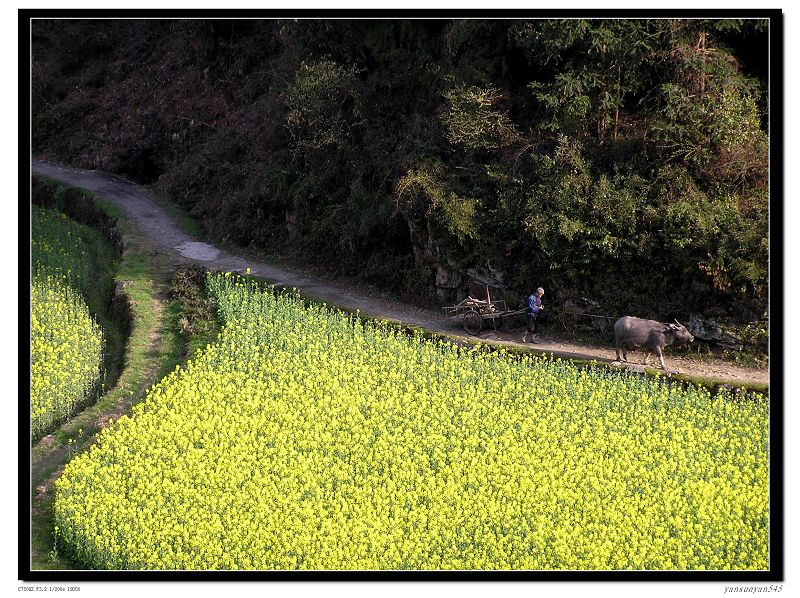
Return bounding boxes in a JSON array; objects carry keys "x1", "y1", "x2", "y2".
[{"x1": 463, "y1": 310, "x2": 483, "y2": 336}]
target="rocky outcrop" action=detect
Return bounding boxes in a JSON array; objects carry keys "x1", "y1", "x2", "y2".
[
  {"x1": 562, "y1": 296, "x2": 601, "y2": 316},
  {"x1": 686, "y1": 313, "x2": 743, "y2": 349},
  {"x1": 435, "y1": 264, "x2": 463, "y2": 303}
]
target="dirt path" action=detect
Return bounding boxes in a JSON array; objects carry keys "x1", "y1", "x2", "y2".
[{"x1": 31, "y1": 158, "x2": 769, "y2": 387}]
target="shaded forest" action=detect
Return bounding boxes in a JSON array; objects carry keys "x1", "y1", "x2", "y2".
[{"x1": 31, "y1": 18, "x2": 770, "y2": 322}]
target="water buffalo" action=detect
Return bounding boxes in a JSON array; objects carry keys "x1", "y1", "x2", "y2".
[{"x1": 614, "y1": 316, "x2": 694, "y2": 370}]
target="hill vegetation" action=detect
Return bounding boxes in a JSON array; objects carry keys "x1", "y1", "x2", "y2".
[{"x1": 31, "y1": 18, "x2": 770, "y2": 322}]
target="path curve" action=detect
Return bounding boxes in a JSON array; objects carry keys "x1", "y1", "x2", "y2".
[{"x1": 31, "y1": 158, "x2": 769, "y2": 387}]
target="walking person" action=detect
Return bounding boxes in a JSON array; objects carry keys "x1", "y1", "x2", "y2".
[{"x1": 522, "y1": 287, "x2": 545, "y2": 343}]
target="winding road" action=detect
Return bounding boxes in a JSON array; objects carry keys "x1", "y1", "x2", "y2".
[{"x1": 31, "y1": 158, "x2": 769, "y2": 386}]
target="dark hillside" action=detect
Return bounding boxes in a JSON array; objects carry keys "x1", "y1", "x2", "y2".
[{"x1": 31, "y1": 18, "x2": 770, "y2": 323}]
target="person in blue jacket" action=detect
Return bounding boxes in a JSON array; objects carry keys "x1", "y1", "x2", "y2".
[{"x1": 522, "y1": 287, "x2": 545, "y2": 343}]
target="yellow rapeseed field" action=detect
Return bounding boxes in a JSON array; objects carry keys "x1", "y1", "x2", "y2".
[
  {"x1": 31, "y1": 207, "x2": 104, "y2": 439},
  {"x1": 31, "y1": 275, "x2": 103, "y2": 439},
  {"x1": 54, "y1": 273, "x2": 769, "y2": 570}
]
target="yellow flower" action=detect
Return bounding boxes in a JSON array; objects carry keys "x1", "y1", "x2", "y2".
[{"x1": 53, "y1": 272, "x2": 769, "y2": 571}]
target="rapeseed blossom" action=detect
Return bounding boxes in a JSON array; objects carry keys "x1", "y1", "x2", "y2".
[
  {"x1": 31, "y1": 275, "x2": 103, "y2": 439},
  {"x1": 31, "y1": 207, "x2": 104, "y2": 439},
  {"x1": 54, "y1": 273, "x2": 769, "y2": 570}
]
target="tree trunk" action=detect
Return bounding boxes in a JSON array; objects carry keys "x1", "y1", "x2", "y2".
[
  {"x1": 613, "y1": 62, "x2": 622, "y2": 140},
  {"x1": 697, "y1": 29, "x2": 707, "y2": 94}
]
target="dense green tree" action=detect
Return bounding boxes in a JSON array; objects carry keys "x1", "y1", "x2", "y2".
[
  {"x1": 511, "y1": 20, "x2": 660, "y2": 142},
  {"x1": 31, "y1": 17, "x2": 771, "y2": 321}
]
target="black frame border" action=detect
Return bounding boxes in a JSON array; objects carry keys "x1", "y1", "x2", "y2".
[{"x1": 20, "y1": 7, "x2": 785, "y2": 583}]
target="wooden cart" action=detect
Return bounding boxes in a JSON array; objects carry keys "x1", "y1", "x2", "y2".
[{"x1": 443, "y1": 286, "x2": 526, "y2": 336}]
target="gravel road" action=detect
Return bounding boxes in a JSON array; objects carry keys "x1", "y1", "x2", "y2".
[{"x1": 31, "y1": 158, "x2": 769, "y2": 386}]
